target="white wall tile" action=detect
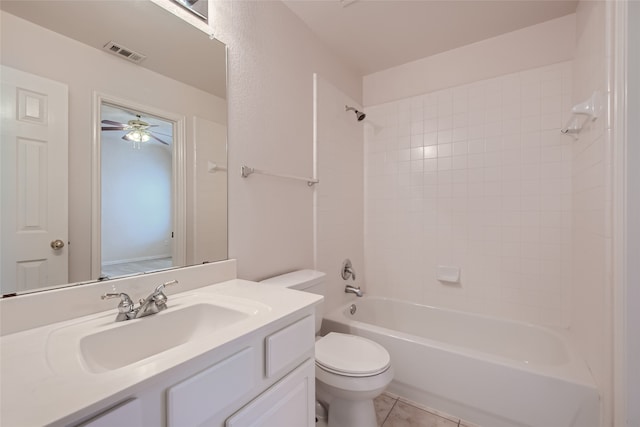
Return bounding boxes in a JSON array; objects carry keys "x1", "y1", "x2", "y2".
[{"x1": 364, "y1": 61, "x2": 573, "y2": 327}]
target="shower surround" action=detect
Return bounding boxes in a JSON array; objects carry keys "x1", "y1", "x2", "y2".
[
  {"x1": 359, "y1": 8, "x2": 617, "y2": 424},
  {"x1": 364, "y1": 61, "x2": 574, "y2": 328}
]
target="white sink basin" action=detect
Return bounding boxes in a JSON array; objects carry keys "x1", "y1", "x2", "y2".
[
  {"x1": 47, "y1": 294, "x2": 268, "y2": 374},
  {"x1": 80, "y1": 303, "x2": 249, "y2": 372}
]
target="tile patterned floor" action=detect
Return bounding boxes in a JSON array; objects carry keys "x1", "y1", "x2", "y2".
[
  {"x1": 374, "y1": 393, "x2": 477, "y2": 427},
  {"x1": 315, "y1": 392, "x2": 479, "y2": 427}
]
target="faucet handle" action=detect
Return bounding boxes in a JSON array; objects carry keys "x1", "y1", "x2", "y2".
[
  {"x1": 101, "y1": 292, "x2": 135, "y2": 314},
  {"x1": 148, "y1": 280, "x2": 178, "y2": 310},
  {"x1": 101, "y1": 292, "x2": 132, "y2": 301},
  {"x1": 153, "y1": 279, "x2": 178, "y2": 295},
  {"x1": 341, "y1": 259, "x2": 356, "y2": 281}
]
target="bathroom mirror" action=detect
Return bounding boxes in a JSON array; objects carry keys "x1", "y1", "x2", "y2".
[{"x1": 0, "y1": 0, "x2": 227, "y2": 296}]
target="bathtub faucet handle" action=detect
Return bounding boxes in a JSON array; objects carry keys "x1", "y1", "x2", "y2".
[{"x1": 341, "y1": 259, "x2": 356, "y2": 281}]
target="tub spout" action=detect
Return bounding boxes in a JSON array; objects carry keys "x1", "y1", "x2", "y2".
[{"x1": 345, "y1": 284, "x2": 363, "y2": 297}]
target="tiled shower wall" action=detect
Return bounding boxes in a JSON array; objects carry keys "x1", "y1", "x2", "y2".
[{"x1": 364, "y1": 61, "x2": 573, "y2": 327}]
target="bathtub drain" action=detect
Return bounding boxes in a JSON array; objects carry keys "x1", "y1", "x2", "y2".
[{"x1": 349, "y1": 304, "x2": 357, "y2": 315}]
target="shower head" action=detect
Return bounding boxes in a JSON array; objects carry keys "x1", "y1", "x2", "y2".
[{"x1": 345, "y1": 105, "x2": 366, "y2": 122}]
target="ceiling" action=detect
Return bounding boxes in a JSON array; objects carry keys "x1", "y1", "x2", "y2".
[{"x1": 283, "y1": 0, "x2": 578, "y2": 76}]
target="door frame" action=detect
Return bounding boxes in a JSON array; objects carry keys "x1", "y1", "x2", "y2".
[
  {"x1": 91, "y1": 92, "x2": 186, "y2": 279},
  {"x1": 612, "y1": 0, "x2": 640, "y2": 425}
]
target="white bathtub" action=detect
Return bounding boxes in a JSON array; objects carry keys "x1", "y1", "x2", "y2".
[{"x1": 322, "y1": 297, "x2": 599, "y2": 427}]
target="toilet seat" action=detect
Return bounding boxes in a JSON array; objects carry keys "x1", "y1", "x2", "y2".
[{"x1": 315, "y1": 333, "x2": 391, "y2": 377}]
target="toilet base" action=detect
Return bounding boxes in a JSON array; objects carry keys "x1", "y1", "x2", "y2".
[
  {"x1": 316, "y1": 364, "x2": 393, "y2": 427},
  {"x1": 327, "y1": 398, "x2": 377, "y2": 427}
]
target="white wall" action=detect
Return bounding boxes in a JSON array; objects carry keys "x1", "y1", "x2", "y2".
[
  {"x1": 363, "y1": 14, "x2": 576, "y2": 106},
  {"x1": 193, "y1": 118, "x2": 228, "y2": 264},
  {"x1": 314, "y1": 75, "x2": 364, "y2": 313},
  {"x1": 210, "y1": 1, "x2": 362, "y2": 281},
  {"x1": 101, "y1": 134, "x2": 172, "y2": 264},
  {"x1": 570, "y1": 1, "x2": 614, "y2": 424},
  {"x1": 0, "y1": 11, "x2": 225, "y2": 282}
]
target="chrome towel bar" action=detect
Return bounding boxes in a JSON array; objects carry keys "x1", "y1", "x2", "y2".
[{"x1": 241, "y1": 165, "x2": 319, "y2": 187}]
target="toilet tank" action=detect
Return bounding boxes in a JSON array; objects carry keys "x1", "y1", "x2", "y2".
[{"x1": 260, "y1": 270, "x2": 326, "y2": 333}]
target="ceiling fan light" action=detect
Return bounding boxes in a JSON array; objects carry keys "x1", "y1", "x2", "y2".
[{"x1": 125, "y1": 129, "x2": 150, "y2": 143}]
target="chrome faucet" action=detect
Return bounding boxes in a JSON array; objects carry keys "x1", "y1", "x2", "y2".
[
  {"x1": 136, "y1": 280, "x2": 178, "y2": 318},
  {"x1": 341, "y1": 259, "x2": 356, "y2": 281},
  {"x1": 101, "y1": 280, "x2": 179, "y2": 322},
  {"x1": 345, "y1": 284, "x2": 363, "y2": 297},
  {"x1": 101, "y1": 292, "x2": 136, "y2": 321}
]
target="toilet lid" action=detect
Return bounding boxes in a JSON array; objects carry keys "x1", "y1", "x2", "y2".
[{"x1": 315, "y1": 333, "x2": 391, "y2": 377}]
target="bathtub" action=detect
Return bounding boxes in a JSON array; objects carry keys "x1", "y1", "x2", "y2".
[{"x1": 321, "y1": 296, "x2": 599, "y2": 427}]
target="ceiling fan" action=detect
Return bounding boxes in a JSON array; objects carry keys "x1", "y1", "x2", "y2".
[{"x1": 101, "y1": 114, "x2": 170, "y2": 145}]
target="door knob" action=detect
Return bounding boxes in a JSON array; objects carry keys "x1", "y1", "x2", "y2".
[{"x1": 50, "y1": 239, "x2": 65, "y2": 250}]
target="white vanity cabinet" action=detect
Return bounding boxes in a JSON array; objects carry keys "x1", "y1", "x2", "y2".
[
  {"x1": 0, "y1": 277, "x2": 323, "y2": 427},
  {"x1": 69, "y1": 313, "x2": 316, "y2": 427}
]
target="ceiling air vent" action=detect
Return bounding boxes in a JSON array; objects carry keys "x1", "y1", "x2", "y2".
[{"x1": 103, "y1": 41, "x2": 146, "y2": 64}]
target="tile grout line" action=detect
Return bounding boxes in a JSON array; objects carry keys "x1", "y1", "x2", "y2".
[
  {"x1": 381, "y1": 397, "x2": 399, "y2": 427},
  {"x1": 397, "y1": 397, "x2": 461, "y2": 426},
  {"x1": 380, "y1": 393, "x2": 471, "y2": 426}
]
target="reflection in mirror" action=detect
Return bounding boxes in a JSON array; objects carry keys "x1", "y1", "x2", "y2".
[
  {"x1": 0, "y1": 1, "x2": 227, "y2": 297},
  {"x1": 100, "y1": 103, "x2": 176, "y2": 279}
]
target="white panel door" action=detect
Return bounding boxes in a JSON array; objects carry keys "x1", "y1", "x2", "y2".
[{"x1": 1, "y1": 65, "x2": 69, "y2": 294}]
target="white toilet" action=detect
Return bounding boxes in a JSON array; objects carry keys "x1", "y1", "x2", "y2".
[{"x1": 261, "y1": 270, "x2": 393, "y2": 427}]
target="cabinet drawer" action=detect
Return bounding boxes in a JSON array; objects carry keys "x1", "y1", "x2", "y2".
[
  {"x1": 265, "y1": 315, "x2": 314, "y2": 378},
  {"x1": 167, "y1": 347, "x2": 255, "y2": 427}
]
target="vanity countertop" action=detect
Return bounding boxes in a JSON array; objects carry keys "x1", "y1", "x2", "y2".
[{"x1": 0, "y1": 279, "x2": 322, "y2": 427}]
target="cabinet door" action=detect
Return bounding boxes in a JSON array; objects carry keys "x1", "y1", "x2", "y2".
[
  {"x1": 225, "y1": 359, "x2": 315, "y2": 427},
  {"x1": 167, "y1": 347, "x2": 256, "y2": 427}
]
